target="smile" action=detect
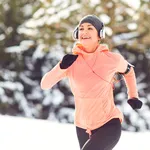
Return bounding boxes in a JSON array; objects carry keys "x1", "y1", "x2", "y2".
[{"x1": 82, "y1": 36, "x2": 91, "y2": 39}]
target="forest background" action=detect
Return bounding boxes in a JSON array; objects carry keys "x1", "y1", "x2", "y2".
[{"x1": 0, "y1": 0, "x2": 150, "y2": 132}]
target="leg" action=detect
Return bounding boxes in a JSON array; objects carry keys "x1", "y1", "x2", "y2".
[
  {"x1": 82, "y1": 118, "x2": 121, "y2": 150},
  {"x1": 76, "y1": 126, "x2": 89, "y2": 149}
]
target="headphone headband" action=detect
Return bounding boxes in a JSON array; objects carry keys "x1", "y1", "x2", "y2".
[{"x1": 73, "y1": 24, "x2": 105, "y2": 40}]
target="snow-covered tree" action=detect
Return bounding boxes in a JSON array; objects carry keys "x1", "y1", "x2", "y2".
[{"x1": 0, "y1": 0, "x2": 149, "y2": 131}]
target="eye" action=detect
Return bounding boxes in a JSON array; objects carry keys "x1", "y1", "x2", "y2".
[
  {"x1": 79, "y1": 28, "x2": 84, "y2": 31},
  {"x1": 88, "y1": 27, "x2": 93, "y2": 30}
]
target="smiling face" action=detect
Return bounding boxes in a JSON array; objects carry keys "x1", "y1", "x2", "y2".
[{"x1": 78, "y1": 23, "x2": 100, "y2": 51}]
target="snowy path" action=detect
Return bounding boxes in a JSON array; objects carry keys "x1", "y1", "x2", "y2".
[{"x1": 0, "y1": 115, "x2": 149, "y2": 150}]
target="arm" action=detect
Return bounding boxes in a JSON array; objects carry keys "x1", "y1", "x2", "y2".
[
  {"x1": 122, "y1": 66, "x2": 138, "y2": 99},
  {"x1": 122, "y1": 67, "x2": 142, "y2": 109},
  {"x1": 41, "y1": 54, "x2": 78, "y2": 90},
  {"x1": 40, "y1": 62, "x2": 67, "y2": 90},
  {"x1": 116, "y1": 54, "x2": 142, "y2": 109}
]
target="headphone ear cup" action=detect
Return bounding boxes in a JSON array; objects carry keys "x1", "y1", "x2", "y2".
[
  {"x1": 99, "y1": 26, "x2": 105, "y2": 39},
  {"x1": 73, "y1": 28, "x2": 78, "y2": 40}
]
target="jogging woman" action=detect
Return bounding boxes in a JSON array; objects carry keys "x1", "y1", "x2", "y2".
[{"x1": 40, "y1": 15, "x2": 142, "y2": 150}]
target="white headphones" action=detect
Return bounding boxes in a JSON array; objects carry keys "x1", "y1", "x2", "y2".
[{"x1": 73, "y1": 24, "x2": 105, "y2": 40}]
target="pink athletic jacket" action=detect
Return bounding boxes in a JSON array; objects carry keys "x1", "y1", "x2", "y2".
[{"x1": 41, "y1": 44, "x2": 139, "y2": 136}]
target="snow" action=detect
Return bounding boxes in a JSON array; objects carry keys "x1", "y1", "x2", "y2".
[
  {"x1": 99, "y1": 14, "x2": 111, "y2": 24},
  {"x1": 33, "y1": 8, "x2": 45, "y2": 18},
  {"x1": 32, "y1": 44, "x2": 46, "y2": 60},
  {"x1": 90, "y1": 0, "x2": 100, "y2": 7},
  {"x1": 14, "y1": 92, "x2": 33, "y2": 117},
  {"x1": 127, "y1": 23, "x2": 138, "y2": 30},
  {"x1": 42, "y1": 91, "x2": 53, "y2": 106},
  {"x1": 0, "y1": 81, "x2": 24, "y2": 91},
  {"x1": 0, "y1": 115, "x2": 149, "y2": 150},
  {"x1": 22, "y1": 4, "x2": 33, "y2": 17},
  {"x1": 5, "y1": 46, "x2": 22, "y2": 53},
  {"x1": 5, "y1": 40, "x2": 35, "y2": 53},
  {"x1": 46, "y1": 4, "x2": 81, "y2": 25},
  {"x1": 21, "y1": 3, "x2": 81, "y2": 29},
  {"x1": 51, "y1": 89, "x2": 64, "y2": 106},
  {"x1": 1, "y1": 1, "x2": 149, "y2": 149},
  {"x1": 121, "y1": 0, "x2": 140, "y2": 10},
  {"x1": 0, "y1": 34, "x2": 5, "y2": 41}
]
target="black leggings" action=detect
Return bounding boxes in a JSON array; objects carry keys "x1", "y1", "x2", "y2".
[{"x1": 76, "y1": 118, "x2": 121, "y2": 150}]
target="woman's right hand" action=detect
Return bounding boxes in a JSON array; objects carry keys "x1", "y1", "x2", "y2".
[
  {"x1": 60, "y1": 43, "x2": 85, "y2": 69},
  {"x1": 60, "y1": 54, "x2": 78, "y2": 69}
]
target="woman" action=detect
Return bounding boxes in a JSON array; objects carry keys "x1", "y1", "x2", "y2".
[{"x1": 40, "y1": 15, "x2": 142, "y2": 150}]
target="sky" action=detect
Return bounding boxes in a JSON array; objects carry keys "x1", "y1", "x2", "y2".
[{"x1": 0, "y1": 115, "x2": 149, "y2": 150}]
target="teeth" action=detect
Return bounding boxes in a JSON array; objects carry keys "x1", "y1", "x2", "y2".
[{"x1": 82, "y1": 36, "x2": 90, "y2": 39}]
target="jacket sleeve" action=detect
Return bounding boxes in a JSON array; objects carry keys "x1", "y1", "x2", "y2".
[
  {"x1": 40, "y1": 61, "x2": 68, "y2": 90},
  {"x1": 123, "y1": 67, "x2": 139, "y2": 99},
  {"x1": 116, "y1": 54, "x2": 139, "y2": 99}
]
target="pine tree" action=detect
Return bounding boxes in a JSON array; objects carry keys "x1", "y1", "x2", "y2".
[{"x1": 0, "y1": 0, "x2": 149, "y2": 131}]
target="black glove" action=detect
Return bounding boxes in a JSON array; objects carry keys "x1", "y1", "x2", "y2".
[
  {"x1": 60, "y1": 54, "x2": 78, "y2": 69},
  {"x1": 127, "y1": 98, "x2": 143, "y2": 109}
]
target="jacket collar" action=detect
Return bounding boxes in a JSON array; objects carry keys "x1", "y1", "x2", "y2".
[{"x1": 72, "y1": 44, "x2": 109, "y2": 56}]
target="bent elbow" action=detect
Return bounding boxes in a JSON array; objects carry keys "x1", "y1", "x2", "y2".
[
  {"x1": 40, "y1": 79, "x2": 49, "y2": 90},
  {"x1": 40, "y1": 83, "x2": 46, "y2": 90},
  {"x1": 40, "y1": 84, "x2": 47, "y2": 90}
]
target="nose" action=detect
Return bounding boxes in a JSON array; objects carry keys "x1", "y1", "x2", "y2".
[
  {"x1": 83, "y1": 29, "x2": 88, "y2": 34},
  {"x1": 81, "y1": 29, "x2": 88, "y2": 36},
  {"x1": 79, "y1": 29, "x2": 88, "y2": 38}
]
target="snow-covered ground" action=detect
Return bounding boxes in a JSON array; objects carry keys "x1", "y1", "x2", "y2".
[{"x1": 0, "y1": 115, "x2": 149, "y2": 150}]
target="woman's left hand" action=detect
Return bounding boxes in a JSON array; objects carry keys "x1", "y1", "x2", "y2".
[{"x1": 127, "y1": 98, "x2": 143, "y2": 109}]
